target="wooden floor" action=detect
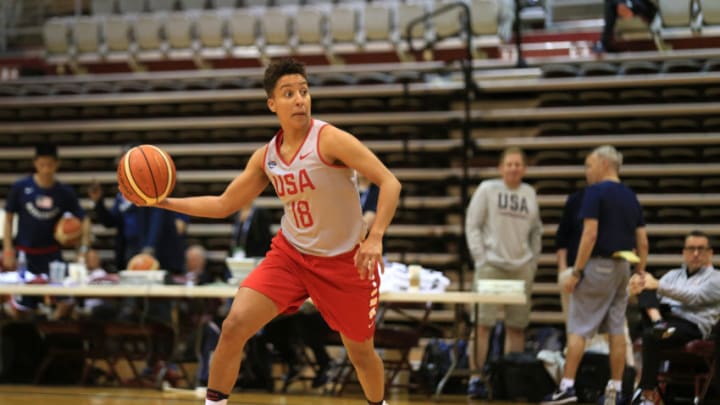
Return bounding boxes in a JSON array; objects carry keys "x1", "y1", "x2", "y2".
[{"x1": 0, "y1": 385, "x2": 535, "y2": 404}]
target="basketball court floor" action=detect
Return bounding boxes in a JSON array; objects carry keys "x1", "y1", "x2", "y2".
[{"x1": 0, "y1": 386, "x2": 533, "y2": 404}]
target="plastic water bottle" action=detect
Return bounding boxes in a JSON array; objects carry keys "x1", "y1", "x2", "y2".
[
  {"x1": 76, "y1": 255, "x2": 88, "y2": 285},
  {"x1": 17, "y1": 250, "x2": 27, "y2": 283}
]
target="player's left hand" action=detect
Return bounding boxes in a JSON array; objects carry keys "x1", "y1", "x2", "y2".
[
  {"x1": 354, "y1": 234, "x2": 384, "y2": 280},
  {"x1": 563, "y1": 271, "x2": 580, "y2": 293}
]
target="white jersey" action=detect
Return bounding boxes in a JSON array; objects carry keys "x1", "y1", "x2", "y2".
[{"x1": 264, "y1": 119, "x2": 364, "y2": 256}]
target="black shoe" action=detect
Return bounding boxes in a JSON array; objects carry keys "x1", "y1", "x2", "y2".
[
  {"x1": 541, "y1": 387, "x2": 578, "y2": 404},
  {"x1": 311, "y1": 365, "x2": 329, "y2": 388},
  {"x1": 467, "y1": 377, "x2": 488, "y2": 400},
  {"x1": 652, "y1": 321, "x2": 676, "y2": 339},
  {"x1": 281, "y1": 364, "x2": 302, "y2": 391}
]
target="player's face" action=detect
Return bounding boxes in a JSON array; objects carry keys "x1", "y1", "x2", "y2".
[
  {"x1": 584, "y1": 153, "x2": 603, "y2": 185},
  {"x1": 86, "y1": 250, "x2": 101, "y2": 269},
  {"x1": 499, "y1": 152, "x2": 526, "y2": 188},
  {"x1": 683, "y1": 235, "x2": 712, "y2": 272},
  {"x1": 267, "y1": 74, "x2": 311, "y2": 129},
  {"x1": 33, "y1": 156, "x2": 59, "y2": 178},
  {"x1": 185, "y1": 251, "x2": 205, "y2": 273}
]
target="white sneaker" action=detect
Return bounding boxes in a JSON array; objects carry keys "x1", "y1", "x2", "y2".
[{"x1": 603, "y1": 384, "x2": 617, "y2": 405}]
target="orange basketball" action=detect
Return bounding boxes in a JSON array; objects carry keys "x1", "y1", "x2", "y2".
[
  {"x1": 127, "y1": 253, "x2": 160, "y2": 271},
  {"x1": 117, "y1": 144, "x2": 176, "y2": 205},
  {"x1": 55, "y1": 215, "x2": 82, "y2": 247}
]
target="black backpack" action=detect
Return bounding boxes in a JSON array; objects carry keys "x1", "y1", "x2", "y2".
[
  {"x1": 416, "y1": 338, "x2": 469, "y2": 394},
  {"x1": 574, "y1": 351, "x2": 637, "y2": 403},
  {"x1": 0, "y1": 322, "x2": 44, "y2": 383},
  {"x1": 488, "y1": 352, "x2": 557, "y2": 402}
]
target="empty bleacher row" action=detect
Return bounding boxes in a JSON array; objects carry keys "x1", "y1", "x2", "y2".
[
  {"x1": 0, "y1": 58, "x2": 450, "y2": 93},
  {"x1": 31, "y1": 0, "x2": 720, "y2": 75},
  {"x1": 43, "y1": 0, "x2": 505, "y2": 72}
]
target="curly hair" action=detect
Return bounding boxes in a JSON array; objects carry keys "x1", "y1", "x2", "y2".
[{"x1": 263, "y1": 58, "x2": 307, "y2": 97}]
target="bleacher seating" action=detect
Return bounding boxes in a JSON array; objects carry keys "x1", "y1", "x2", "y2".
[
  {"x1": 3, "y1": 0, "x2": 720, "y2": 338},
  {"x1": 700, "y1": 0, "x2": 720, "y2": 27},
  {"x1": 92, "y1": 0, "x2": 118, "y2": 15},
  {"x1": 34, "y1": 0, "x2": 510, "y2": 72}
]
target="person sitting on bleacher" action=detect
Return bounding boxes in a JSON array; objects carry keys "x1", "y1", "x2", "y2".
[
  {"x1": 594, "y1": 0, "x2": 658, "y2": 53},
  {"x1": 628, "y1": 230, "x2": 720, "y2": 405}
]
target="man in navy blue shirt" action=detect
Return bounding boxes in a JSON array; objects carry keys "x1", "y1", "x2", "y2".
[
  {"x1": 543, "y1": 145, "x2": 648, "y2": 405},
  {"x1": 2, "y1": 144, "x2": 90, "y2": 315}
]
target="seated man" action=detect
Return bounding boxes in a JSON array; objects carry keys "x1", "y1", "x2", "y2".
[
  {"x1": 594, "y1": 0, "x2": 658, "y2": 53},
  {"x1": 629, "y1": 230, "x2": 720, "y2": 404}
]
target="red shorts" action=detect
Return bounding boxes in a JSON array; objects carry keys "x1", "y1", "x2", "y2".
[{"x1": 241, "y1": 232, "x2": 380, "y2": 342}]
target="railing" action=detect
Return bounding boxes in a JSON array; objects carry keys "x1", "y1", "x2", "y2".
[{"x1": 405, "y1": 1, "x2": 479, "y2": 291}]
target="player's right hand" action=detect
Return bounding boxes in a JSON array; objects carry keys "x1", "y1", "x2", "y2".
[{"x1": 88, "y1": 179, "x2": 103, "y2": 202}]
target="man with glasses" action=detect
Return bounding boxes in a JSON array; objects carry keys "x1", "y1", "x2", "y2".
[{"x1": 627, "y1": 230, "x2": 720, "y2": 404}]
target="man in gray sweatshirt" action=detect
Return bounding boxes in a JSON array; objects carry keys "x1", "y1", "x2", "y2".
[
  {"x1": 628, "y1": 230, "x2": 720, "y2": 405},
  {"x1": 465, "y1": 147, "x2": 543, "y2": 398}
]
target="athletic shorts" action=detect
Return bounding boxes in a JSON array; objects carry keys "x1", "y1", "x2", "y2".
[
  {"x1": 241, "y1": 232, "x2": 380, "y2": 342},
  {"x1": 568, "y1": 258, "x2": 630, "y2": 338},
  {"x1": 474, "y1": 262, "x2": 535, "y2": 329}
]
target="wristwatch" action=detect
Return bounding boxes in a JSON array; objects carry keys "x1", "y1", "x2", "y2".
[{"x1": 571, "y1": 267, "x2": 584, "y2": 278}]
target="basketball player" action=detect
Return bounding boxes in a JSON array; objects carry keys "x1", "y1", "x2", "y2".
[
  {"x1": 142, "y1": 59, "x2": 401, "y2": 405},
  {"x1": 2, "y1": 144, "x2": 90, "y2": 316}
]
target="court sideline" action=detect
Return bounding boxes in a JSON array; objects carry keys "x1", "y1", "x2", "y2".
[{"x1": 0, "y1": 385, "x2": 535, "y2": 404}]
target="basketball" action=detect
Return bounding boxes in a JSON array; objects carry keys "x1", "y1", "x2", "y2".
[
  {"x1": 127, "y1": 253, "x2": 160, "y2": 271},
  {"x1": 117, "y1": 144, "x2": 176, "y2": 205},
  {"x1": 54, "y1": 215, "x2": 82, "y2": 247}
]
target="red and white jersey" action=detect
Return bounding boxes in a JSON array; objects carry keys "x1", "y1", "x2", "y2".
[{"x1": 264, "y1": 119, "x2": 364, "y2": 256}]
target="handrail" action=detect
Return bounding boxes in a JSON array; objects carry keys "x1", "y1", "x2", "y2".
[
  {"x1": 404, "y1": 1, "x2": 478, "y2": 292},
  {"x1": 405, "y1": 1, "x2": 473, "y2": 71},
  {"x1": 513, "y1": 0, "x2": 527, "y2": 67}
]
